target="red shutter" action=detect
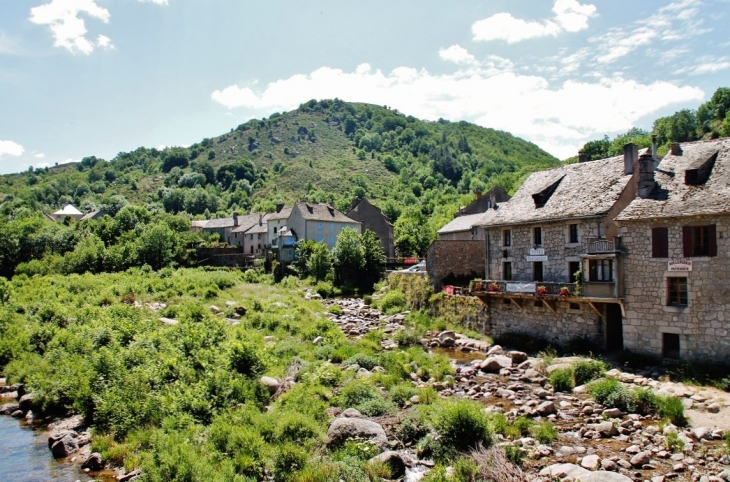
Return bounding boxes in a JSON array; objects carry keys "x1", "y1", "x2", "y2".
[
  {"x1": 683, "y1": 225, "x2": 693, "y2": 258},
  {"x1": 652, "y1": 228, "x2": 668, "y2": 258},
  {"x1": 709, "y1": 224, "x2": 717, "y2": 257}
]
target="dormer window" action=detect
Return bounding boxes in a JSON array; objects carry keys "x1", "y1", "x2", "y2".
[
  {"x1": 684, "y1": 151, "x2": 718, "y2": 186},
  {"x1": 532, "y1": 175, "x2": 564, "y2": 208}
]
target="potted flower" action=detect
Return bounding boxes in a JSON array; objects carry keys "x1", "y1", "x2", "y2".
[
  {"x1": 488, "y1": 282, "x2": 500, "y2": 293},
  {"x1": 536, "y1": 285, "x2": 549, "y2": 296},
  {"x1": 558, "y1": 287, "x2": 571, "y2": 298}
]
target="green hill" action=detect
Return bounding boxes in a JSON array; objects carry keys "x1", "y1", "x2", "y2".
[{"x1": 0, "y1": 100, "x2": 559, "y2": 253}]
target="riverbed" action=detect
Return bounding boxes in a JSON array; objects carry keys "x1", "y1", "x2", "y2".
[{"x1": 0, "y1": 416, "x2": 94, "y2": 482}]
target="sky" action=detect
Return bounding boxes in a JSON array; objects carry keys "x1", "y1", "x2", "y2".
[{"x1": 0, "y1": 0, "x2": 729, "y2": 174}]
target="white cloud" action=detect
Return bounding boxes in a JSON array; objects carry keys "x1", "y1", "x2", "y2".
[
  {"x1": 438, "y1": 45, "x2": 475, "y2": 64},
  {"x1": 472, "y1": 0, "x2": 596, "y2": 44},
  {"x1": 139, "y1": 0, "x2": 169, "y2": 4},
  {"x1": 0, "y1": 140, "x2": 25, "y2": 159},
  {"x1": 96, "y1": 34, "x2": 114, "y2": 50},
  {"x1": 29, "y1": 0, "x2": 110, "y2": 55},
  {"x1": 0, "y1": 31, "x2": 20, "y2": 55},
  {"x1": 211, "y1": 63, "x2": 703, "y2": 160},
  {"x1": 34, "y1": 152, "x2": 46, "y2": 158},
  {"x1": 675, "y1": 55, "x2": 730, "y2": 75}
]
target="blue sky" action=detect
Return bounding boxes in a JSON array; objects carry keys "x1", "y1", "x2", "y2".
[{"x1": 0, "y1": 0, "x2": 729, "y2": 174}]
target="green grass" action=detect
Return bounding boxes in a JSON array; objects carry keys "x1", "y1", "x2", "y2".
[
  {"x1": 549, "y1": 368, "x2": 575, "y2": 392},
  {"x1": 530, "y1": 421, "x2": 558, "y2": 444}
]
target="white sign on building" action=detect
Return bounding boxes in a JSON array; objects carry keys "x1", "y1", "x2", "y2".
[
  {"x1": 506, "y1": 283, "x2": 536, "y2": 293},
  {"x1": 668, "y1": 259, "x2": 693, "y2": 272}
]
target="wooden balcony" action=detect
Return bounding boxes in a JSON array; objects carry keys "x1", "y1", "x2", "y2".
[{"x1": 586, "y1": 237, "x2": 622, "y2": 254}]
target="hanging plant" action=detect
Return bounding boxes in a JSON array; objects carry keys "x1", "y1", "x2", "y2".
[
  {"x1": 558, "y1": 287, "x2": 571, "y2": 298},
  {"x1": 536, "y1": 285, "x2": 549, "y2": 296},
  {"x1": 488, "y1": 282, "x2": 500, "y2": 292}
]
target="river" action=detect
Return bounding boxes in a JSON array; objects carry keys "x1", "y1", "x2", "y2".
[{"x1": 0, "y1": 416, "x2": 94, "y2": 482}]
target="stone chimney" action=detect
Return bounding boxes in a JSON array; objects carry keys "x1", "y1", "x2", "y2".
[
  {"x1": 638, "y1": 151, "x2": 656, "y2": 199},
  {"x1": 651, "y1": 135, "x2": 657, "y2": 158},
  {"x1": 276, "y1": 203, "x2": 284, "y2": 213},
  {"x1": 578, "y1": 151, "x2": 590, "y2": 163},
  {"x1": 259, "y1": 213, "x2": 263, "y2": 225},
  {"x1": 233, "y1": 212, "x2": 240, "y2": 226},
  {"x1": 623, "y1": 143, "x2": 638, "y2": 175},
  {"x1": 670, "y1": 143, "x2": 682, "y2": 156},
  {"x1": 475, "y1": 190, "x2": 482, "y2": 199}
]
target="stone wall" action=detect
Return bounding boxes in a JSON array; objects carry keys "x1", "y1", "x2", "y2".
[
  {"x1": 484, "y1": 298, "x2": 605, "y2": 347},
  {"x1": 619, "y1": 214, "x2": 730, "y2": 361},
  {"x1": 426, "y1": 240, "x2": 486, "y2": 290},
  {"x1": 483, "y1": 218, "x2": 603, "y2": 283},
  {"x1": 347, "y1": 199, "x2": 395, "y2": 258}
]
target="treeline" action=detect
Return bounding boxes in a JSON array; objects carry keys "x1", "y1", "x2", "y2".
[
  {"x1": 579, "y1": 87, "x2": 730, "y2": 161},
  {"x1": 0, "y1": 206, "x2": 205, "y2": 278}
]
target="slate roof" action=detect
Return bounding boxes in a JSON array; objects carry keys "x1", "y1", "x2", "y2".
[
  {"x1": 348, "y1": 198, "x2": 394, "y2": 226},
  {"x1": 616, "y1": 138, "x2": 730, "y2": 221},
  {"x1": 232, "y1": 213, "x2": 272, "y2": 233},
  {"x1": 295, "y1": 202, "x2": 361, "y2": 224},
  {"x1": 80, "y1": 210, "x2": 107, "y2": 221},
  {"x1": 201, "y1": 216, "x2": 237, "y2": 229},
  {"x1": 438, "y1": 210, "x2": 497, "y2": 234},
  {"x1": 268, "y1": 205, "x2": 293, "y2": 221},
  {"x1": 243, "y1": 222, "x2": 269, "y2": 235},
  {"x1": 478, "y1": 153, "x2": 642, "y2": 227}
]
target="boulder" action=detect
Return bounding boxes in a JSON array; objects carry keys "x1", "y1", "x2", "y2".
[
  {"x1": 535, "y1": 401, "x2": 556, "y2": 416},
  {"x1": 508, "y1": 351, "x2": 528, "y2": 363},
  {"x1": 50, "y1": 433, "x2": 79, "y2": 458},
  {"x1": 539, "y1": 463, "x2": 632, "y2": 482},
  {"x1": 341, "y1": 408, "x2": 363, "y2": 418},
  {"x1": 602, "y1": 408, "x2": 622, "y2": 418},
  {"x1": 692, "y1": 426, "x2": 712, "y2": 441},
  {"x1": 437, "y1": 330, "x2": 456, "y2": 343},
  {"x1": 209, "y1": 305, "x2": 221, "y2": 314},
  {"x1": 326, "y1": 417, "x2": 388, "y2": 449},
  {"x1": 479, "y1": 355, "x2": 513, "y2": 373},
  {"x1": 312, "y1": 336, "x2": 325, "y2": 345},
  {"x1": 368, "y1": 451, "x2": 407, "y2": 478},
  {"x1": 260, "y1": 376, "x2": 280, "y2": 395},
  {"x1": 18, "y1": 393, "x2": 36, "y2": 413},
  {"x1": 159, "y1": 317, "x2": 178, "y2": 326},
  {"x1": 630, "y1": 451, "x2": 652, "y2": 467},
  {"x1": 82, "y1": 452, "x2": 103, "y2": 471},
  {"x1": 11, "y1": 410, "x2": 23, "y2": 418},
  {"x1": 235, "y1": 306, "x2": 247, "y2": 316},
  {"x1": 590, "y1": 421, "x2": 618, "y2": 438},
  {"x1": 0, "y1": 402, "x2": 19, "y2": 415},
  {"x1": 581, "y1": 454, "x2": 600, "y2": 470}
]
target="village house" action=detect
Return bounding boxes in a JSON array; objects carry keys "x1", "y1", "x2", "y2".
[
  {"x1": 51, "y1": 203, "x2": 84, "y2": 221},
  {"x1": 466, "y1": 147, "x2": 651, "y2": 351},
  {"x1": 455, "y1": 187, "x2": 510, "y2": 217},
  {"x1": 346, "y1": 197, "x2": 395, "y2": 258},
  {"x1": 192, "y1": 212, "x2": 260, "y2": 247},
  {"x1": 269, "y1": 202, "x2": 362, "y2": 263},
  {"x1": 232, "y1": 213, "x2": 271, "y2": 256},
  {"x1": 615, "y1": 138, "x2": 730, "y2": 362}
]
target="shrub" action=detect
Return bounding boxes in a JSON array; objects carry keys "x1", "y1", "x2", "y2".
[
  {"x1": 549, "y1": 368, "x2": 575, "y2": 392},
  {"x1": 573, "y1": 359, "x2": 607, "y2": 386},
  {"x1": 393, "y1": 328, "x2": 421, "y2": 348},
  {"x1": 588, "y1": 378, "x2": 633, "y2": 412},
  {"x1": 327, "y1": 305, "x2": 343, "y2": 316},
  {"x1": 230, "y1": 340, "x2": 265, "y2": 377},
  {"x1": 342, "y1": 353, "x2": 378, "y2": 370},
  {"x1": 664, "y1": 431, "x2": 685, "y2": 453},
  {"x1": 657, "y1": 396, "x2": 687, "y2": 426},
  {"x1": 274, "y1": 443, "x2": 308, "y2": 481},
  {"x1": 315, "y1": 281, "x2": 334, "y2": 298},
  {"x1": 503, "y1": 444, "x2": 524, "y2": 466},
  {"x1": 433, "y1": 400, "x2": 493, "y2": 456},
  {"x1": 530, "y1": 421, "x2": 558, "y2": 444},
  {"x1": 275, "y1": 411, "x2": 322, "y2": 443},
  {"x1": 398, "y1": 410, "x2": 430, "y2": 444},
  {"x1": 378, "y1": 290, "x2": 408, "y2": 314},
  {"x1": 418, "y1": 386, "x2": 438, "y2": 405},
  {"x1": 389, "y1": 383, "x2": 418, "y2": 407},
  {"x1": 363, "y1": 295, "x2": 372, "y2": 306}
]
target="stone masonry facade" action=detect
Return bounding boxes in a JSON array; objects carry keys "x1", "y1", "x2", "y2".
[
  {"x1": 619, "y1": 214, "x2": 730, "y2": 361},
  {"x1": 427, "y1": 240, "x2": 486, "y2": 290}
]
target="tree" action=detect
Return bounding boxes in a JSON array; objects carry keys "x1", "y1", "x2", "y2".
[
  {"x1": 306, "y1": 242, "x2": 332, "y2": 281},
  {"x1": 580, "y1": 136, "x2": 610, "y2": 161},
  {"x1": 360, "y1": 230, "x2": 386, "y2": 291},
  {"x1": 394, "y1": 207, "x2": 431, "y2": 256},
  {"x1": 161, "y1": 149, "x2": 189, "y2": 173},
  {"x1": 136, "y1": 223, "x2": 180, "y2": 270},
  {"x1": 711, "y1": 87, "x2": 730, "y2": 120},
  {"x1": 653, "y1": 109, "x2": 698, "y2": 145},
  {"x1": 331, "y1": 228, "x2": 364, "y2": 287}
]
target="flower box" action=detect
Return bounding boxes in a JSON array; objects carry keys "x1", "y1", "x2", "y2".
[
  {"x1": 558, "y1": 287, "x2": 571, "y2": 298},
  {"x1": 536, "y1": 286, "x2": 549, "y2": 296},
  {"x1": 488, "y1": 283, "x2": 500, "y2": 293}
]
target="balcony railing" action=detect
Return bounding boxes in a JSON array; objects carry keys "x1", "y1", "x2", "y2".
[
  {"x1": 586, "y1": 237, "x2": 621, "y2": 254},
  {"x1": 472, "y1": 280, "x2": 577, "y2": 296}
]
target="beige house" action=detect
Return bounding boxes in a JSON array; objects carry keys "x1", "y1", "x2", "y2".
[
  {"x1": 232, "y1": 214, "x2": 271, "y2": 256},
  {"x1": 51, "y1": 204, "x2": 84, "y2": 221}
]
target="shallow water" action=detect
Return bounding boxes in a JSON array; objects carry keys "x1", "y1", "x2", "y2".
[{"x1": 0, "y1": 416, "x2": 93, "y2": 482}]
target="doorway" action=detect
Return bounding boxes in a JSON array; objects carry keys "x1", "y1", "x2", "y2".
[{"x1": 605, "y1": 304, "x2": 623, "y2": 351}]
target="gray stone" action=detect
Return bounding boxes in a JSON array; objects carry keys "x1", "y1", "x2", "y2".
[
  {"x1": 341, "y1": 408, "x2": 363, "y2": 418},
  {"x1": 535, "y1": 401, "x2": 556, "y2": 416},
  {"x1": 508, "y1": 351, "x2": 528, "y2": 363},
  {"x1": 159, "y1": 317, "x2": 178, "y2": 326},
  {"x1": 601, "y1": 459, "x2": 618, "y2": 471},
  {"x1": 260, "y1": 376, "x2": 280, "y2": 395},
  {"x1": 326, "y1": 417, "x2": 388, "y2": 449},
  {"x1": 0, "y1": 403, "x2": 19, "y2": 415},
  {"x1": 630, "y1": 451, "x2": 652, "y2": 467},
  {"x1": 18, "y1": 393, "x2": 35, "y2": 413},
  {"x1": 312, "y1": 336, "x2": 325, "y2": 345},
  {"x1": 479, "y1": 355, "x2": 513, "y2": 373},
  {"x1": 82, "y1": 452, "x2": 103, "y2": 471},
  {"x1": 602, "y1": 408, "x2": 623, "y2": 418},
  {"x1": 368, "y1": 451, "x2": 406, "y2": 478},
  {"x1": 50, "y1": 434, "x2": 79, "y2": 458},
  {"x1": 581, "y1": 454, "x2": 600, "y2": 470},
  {"x1": 590, "y1": 421, "x2": 618, "y2": 437},
  {"x1": 693, "y1": 426, "x2": 712, "y2": 441},
  {"x1": 11, "y1": 410, "x2": 23, "y2": 418},
  {"x1": 707, "y1": 403, "x2": 721, "y2": 413}
]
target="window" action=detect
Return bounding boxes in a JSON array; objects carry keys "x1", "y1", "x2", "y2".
[
  {"x1": 317, "y1": 235, "x2": 323, "y2": 242},
  {"x1": 330, "y1": 223, "x2": 335, "y2": 231},
  {"x1": 533, "y1": 261, "x2": 543, "y2": 282},
  {"x1": 663, "y1": 333, "x2": 680, "y2": 359},
  {"x1": 258, "y1": 234, "x2": 261, "y2": 240},
  {"x1": 250, "y1": 246, "x2": 254, "y2": 254},
  {"x1": 341, "y1": 223, "x2": 345, "y2": 230},
  {"x1": 667, "y1": 277, "x2": 688, "y2": 306},
  {"x1": 273, "y1": 227, "x2": 277, "y2": 234},
  {"x1": 569, "y1": 224, "x2": 579, "y2": 243},
  {"x1": 503, "y1": 262, "x2": 512, "y2": 281},
  {"x1": 589, "y1": 259, "x2": 612, "y2": 281},
  {"x1": 503, "y1": 229, "x2": 511, "y2": 247},
  {"x1": 350, "y1": 224, "x2": 355, "y2": 229},
  {"x1": 569, "y1": 261, "x2": 581, "y2": 283},
  {"x1": 317, "y1": 222, "x2": 323, "y2": 230},
  {"x1": 533, "y1": 227, "x2": 542, "y2": 246},
  {"x1": 234, "y1": 233, "x2": 238, "y2": 238},
  {"x1": 330, "y1": 235, "x2": 335, "y2": 244},
  {"x1": 683, "y1": 225, "x2": 716, "y2": 257},
  {"x1": 250, "y1": 234, "x2": 253, "y2": 240},
  {"x1": 652, "y1": 227, "x2": 669, "y2": 258}
]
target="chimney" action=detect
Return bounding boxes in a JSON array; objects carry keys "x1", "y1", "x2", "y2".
[
  {"x1": 578, "y1": 151, "x2": 590, "y2": 163},
  {"x1": 651, "y1": 135, "x2": 657, "y2": 158},
  {"x1": 670, "y1": 143, "x2": 682, "y2": 156},
  {"x1": 276, "y1": 203, "x2": 284, "y2": 213},
  {"x1": 623, "y1": 143, "x2": 638, "y2": 175},
  {"x1": 259, "y1": 213, "x2": 263, "y2": 225},
  {"x1": 637, "y1": 151, "x2": 656, "y2": 199},
  {"x1": 475, "y1": 190, "x2": 482, "y2": 199},
  {"x1": 233, "y1": 212, "x2": 239, "y2": 226}
]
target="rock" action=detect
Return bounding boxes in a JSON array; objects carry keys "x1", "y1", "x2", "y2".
[
  {"x1": 0, "y1": 402, "x2": 20, "y2": 415},
  {"x1": 486, "y1": 345, "x2": 504, "y2": 356},
  {"x1": 209, "y1": 305, "x2": 221, "y2": 314},
  {"x1": 50, "y1": 433, "x2": 79, "y2": 458},
  {"x1": 440, "y1": 337, "x2": 456, "y2": 348},
  {"x1": 535, "y1": 401, "x2": 556, "y2": 416},
  {"x1": 369, "y1": 451, "x2": 406, "y2": 479},
  {"x1": 630, "y1": 451, "x2": 652, "y2": 467},
  {"x1": 312, "y1": 336, "x2": 325, "y2": 345},
  {"x1": 11, "y1": 410, "x2": 23, "y2": 418},
  {"x1": 591, "y1": 421, "x2": 618, "y2": 438},
  {"x1": 602, "y1": 408, "x2": 623, "y2": 418},
  {"x1": 118, "y1": 468, "x2": 142, "y2": 482},
  {"x1": 342, "y1": 408, "x2": 363, "y2": 418},
  {"x1": 264, "y1": 336, "x2": 275, "y2": 342},
  {"x1": 581, "y1": 454, "x2": 600, "y2": 470},
  {"x1": 82, "y1": 452, "x2": 103, "y2": 471},
  {"x1": 326, "y1": 417, "x2": 388, "y2": 449},
  {"x1": 707, "y1": 403, "x2": 721, "y2": 413},
  {"x1": 25, "y1": 411, "x2": 35, "y2": 423},
  {"x1": 235, "y1": 306, "x2": 247, "y2": 316},
  {"x1": 260, "y1": 376, "x2": 280, "y2": 395},
  {"x1": 437, "y1": 330, "x2": 456, "y2": 343},
  {"x1": 693, "y1": 427, "x2": 712, "y2": 441},
  {"x1": 18, "y1": 393, "x2": 36, "y2": 412},
  {"x1": 479, "y1": 355, "x2": 513, "y2": 373},
  {"x1": 538, "y1": 463, "x2": 632, "y2": 481},
  {"x1": 601, "y1": 459, "x2": 618, "y2": 471},
  {"x1": 159, "y1": 317, "x2": 178, "y2": 326},
  {"x1": 509, "y1": 351, "x2": 528, "y2": 363}
]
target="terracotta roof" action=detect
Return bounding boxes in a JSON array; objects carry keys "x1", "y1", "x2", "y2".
[
  {"x1": 616, "y1": 138, "x2": 730, "y2": 221},
  {"x1": 479, "y1": 153, "x2": 641, "y2": 227},
  {"x1": 295, "y1": 202, "x2": 361, "y2": 223}
]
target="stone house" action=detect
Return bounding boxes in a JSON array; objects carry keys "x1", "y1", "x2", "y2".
[
  {"x1": 615, "y1": 138, "x2": 730, "y2": 362},
  {"x1": 471, "y1": 147, "x2": 649, "y2": 350},
  {"x1": 193, "y1": 212, "x2": 260, "y2": 247},
  {"x1": 437, "y1": 211, "x2": 492, "y2": 241},
  {"x1": 231, "y1": 213, "x2": 271, "y2": 255},
  {"x1": 347, "y1": 198, "x2": 395, "y2": 258},
  {"x1": 456, "y1": 187, "x2": 511, "y2": 216}
]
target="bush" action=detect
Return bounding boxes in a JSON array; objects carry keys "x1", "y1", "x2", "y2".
[
  {"x1": 549, "y1": 368, "x2": 575, "y2": 392},
  {"x1": 530, "y1": 421, "x2": 558, "y2": 444},
  {"x1": 327, "y1": 305, "x2": 343, "y2": 316},
  {"x1": 342, "y1": 353, "x2": 378, "y2": 370},
  {"x1": 588, "y1": 378, "x2": 633, "y2": 412},
  {"x1": 573, "y1": 360, "x2": 607, "y2": 386},
  {"x1": 274, "y1": 443, "x2": 308, "y2": 481},
  {"x1": 503, "y1": 444, "x2": 524, "y2": 466},
  {"x1": 337, "y1": 380, "x2": 390, "y2": 416},
  {"x1": 363, "y1": 295, "x2": 372, "y2": 306},
  {"x1": 315, "y1": 281, "x2": 334, "y2": 298},
  {"x1": 275, "y1": 411, "x2": 322, "y2": 443},
  {"x1": 377, "y1": 290, "x2": 408, "y2": 314},
  {"x1": 433, "y1": 400, "x2": 493, "y2": 456},
  {"x1": 389, "y1": 383, "x2": 418, "y2": 407},
  {"x1": 657, "y1": 396, "x2": 687, "y2": 426}
]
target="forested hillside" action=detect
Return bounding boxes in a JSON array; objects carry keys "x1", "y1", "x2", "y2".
[{"x1": 0, "y1": 100, "x2": 559, "y2": 257}]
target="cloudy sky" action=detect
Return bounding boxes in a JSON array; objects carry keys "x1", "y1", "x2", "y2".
[{"x1": 0, "y1": 0, "x2": 728, "y2": 174}]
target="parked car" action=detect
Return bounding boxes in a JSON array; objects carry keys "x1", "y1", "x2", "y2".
[{"x1": 397, "y1": 261, "x2": 426, "y2": 273}]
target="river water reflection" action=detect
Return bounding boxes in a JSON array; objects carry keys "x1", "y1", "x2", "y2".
[{"x1": 0, "y1": 416, "x2": 93, "y2": 482}]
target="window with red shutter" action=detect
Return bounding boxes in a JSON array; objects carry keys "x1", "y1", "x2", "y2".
[{"x1": 652, "y1": 227, "x2": 668, "y2": 258}]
